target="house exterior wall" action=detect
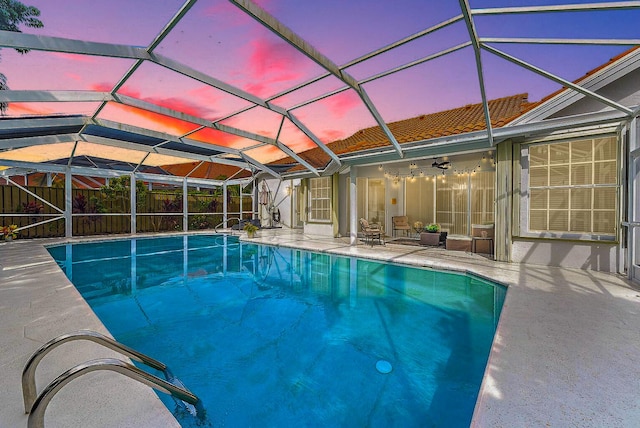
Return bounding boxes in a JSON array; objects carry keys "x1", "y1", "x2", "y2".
[
  {"x1": 510, "y1": 239, "x2": 619, "y2": 271},
  {"x1": 503, "y1": 129, "x2": 623, "y2": 273},
  {"x1": 549, "y1": 67, "x2": 640, "y2": 118}
]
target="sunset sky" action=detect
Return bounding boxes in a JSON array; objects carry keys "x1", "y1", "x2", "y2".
[{"x1": 2, "y1": 0, "x2": 639, "y2": 164}]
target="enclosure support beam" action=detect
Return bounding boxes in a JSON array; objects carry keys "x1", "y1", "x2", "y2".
[
  {"x1": 129, "y1": 172, "x2": 137, "y2": 235},
  {"x1": 183, "y1": 178, "x2": 189, "y2": 232},
  {"x1": 229, "y1": 0, "x2": 402, "y2": 158},
  {"x1": 459, "y1": 0, "x2": 494, "y2": 146},
  {"x1": 65, "y1": 168, "x2": 72, "y2": 238},
  {"x1": 223, "y1": 182, "x2": 228, "y2": 229},
  {"x1": 482, "y1": 44, "x2": 634, "y2": 116}
]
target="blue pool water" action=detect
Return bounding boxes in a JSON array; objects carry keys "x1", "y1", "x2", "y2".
[{"x1": 48, "y1": 235, "x2": 506, "y2": 427}]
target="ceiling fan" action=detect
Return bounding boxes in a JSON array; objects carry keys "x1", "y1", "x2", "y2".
[{"x1": 431, "y1": 158, "x2": 450, "y2": 169}]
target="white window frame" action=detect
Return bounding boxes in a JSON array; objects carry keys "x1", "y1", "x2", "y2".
[
  {"x1": 519, "y1": 133, "x2": 619, "y2": 242},
  {"x1": 308, "y1": 176, "x2": 332, "y2": 223}
]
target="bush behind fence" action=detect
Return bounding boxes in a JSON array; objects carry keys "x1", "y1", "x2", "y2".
[{"x1": 0, "y1": 185, "x2": 253, "y2": 238}]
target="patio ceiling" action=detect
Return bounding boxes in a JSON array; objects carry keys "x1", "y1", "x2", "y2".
[{"x1": 1, "y1": 0, "x2": 640, "y2": 182}]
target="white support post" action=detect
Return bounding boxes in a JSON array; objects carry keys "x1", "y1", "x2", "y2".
[
  {"x1": 130, "y1": 173, "x2": 137, "y2": 234},
  {"x1": 223, "y1": 182, "x2": 228, "y2": 228},
  {"x1": 350, "y1": 166, "x2": 358, "y2": 245},
  {"x1": 46, "y1": 173, "x2": 52, "y2": 187},
  {"x1": 64, "y1": 168, "x2": 72, "y2": 238},
  {"x1": 627, "y1": 118, "x2": 638, "y2": 279},
  {"x1": 183, "y1": 178, "x2": 189, "y2": 232},
  {"x1": 253, "y1": 178, "x2": 258, "y2": 220}
]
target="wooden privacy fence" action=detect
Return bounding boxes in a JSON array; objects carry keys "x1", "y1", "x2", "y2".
[{"x1": 0, "y1": 185, "x2": 254, "y2": 238}]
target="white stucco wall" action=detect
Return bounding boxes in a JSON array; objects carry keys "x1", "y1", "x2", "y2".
[
  {"x1": 304, "y1": 222, "x2": 334, "y2": 237},
  {"x1": 511, "y1": 239, "x2": 619, "y2": 272},
  {"x1": 259, "y1": 178, "x2": 298, "y2": 229}
]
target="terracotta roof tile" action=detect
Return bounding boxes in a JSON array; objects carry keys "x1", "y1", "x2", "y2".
[
  {"x1": 161, "y1": 162, "x2": 251, "y2": 180},
  {"x1": 272, "y1": 93, "x2": 531, "y2": 171}
]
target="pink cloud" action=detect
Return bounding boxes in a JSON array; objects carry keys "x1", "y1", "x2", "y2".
[
  {"x1": 187, "y1": 86, "x2": 224, "y2": 109},
  {"x1": 51, "y1": 52, "x2": 96, "y2": 63},
  {"x1": 320, "y1": 91, "x2": 361, "y2": 119},
  {"x1": 65, "y1": 72, "x2": 83, "y2": 81},
  {"x1": 90, "y1": 82, "x2": 113, "y2": 92},
  {"x1": 241, "y1": 36, "x2": 306, "y2": 97},
  {"x1": 145, "y1": 96, "x2": 215, "y2": 118}
]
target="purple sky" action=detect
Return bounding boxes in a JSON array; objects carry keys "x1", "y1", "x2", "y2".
[{"x1": 3, "y1": 0, "x2": 638, "y2": 162}]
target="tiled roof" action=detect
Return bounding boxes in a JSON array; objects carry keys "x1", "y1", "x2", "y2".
[
  {"x1": 271, "y1": 93, "x2": 531, "y2": 171},
  {"x1": 161, "y1": 162, "x2": 251, "y2": 180}
]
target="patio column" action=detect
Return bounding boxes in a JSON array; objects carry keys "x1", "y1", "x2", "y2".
[
  {"x1": 64, "y1": 167, "x2": 72, "y2": 238},
  {"x1": 130, "y1": 173, "x2": 137, "y2": 235},
  {"x1": 350, "y1": 166, "x2": 358, "y2": 245},
  {"x1": 253, "y1": 177, "x2": 258, "y2": 220},
  {"x1": 495, "y1": 140, "x2": 513, "y2": 262}
]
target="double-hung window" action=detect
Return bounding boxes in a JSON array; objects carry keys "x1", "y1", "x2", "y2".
[
  {"x1": 308, "y1": 177, "x2": 332, "y2": 222},
  {"x1": 523, "y1": 135, "x2": 618, "y2": 240}
]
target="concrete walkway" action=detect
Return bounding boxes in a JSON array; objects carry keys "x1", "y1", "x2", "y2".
[{"x1": 1, "y1": 230, "x2": 639, "y2": 427}]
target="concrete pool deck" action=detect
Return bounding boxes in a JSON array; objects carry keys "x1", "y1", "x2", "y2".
[{"x1": 1, "y1": 229, "x2": 639, "y2": 427}]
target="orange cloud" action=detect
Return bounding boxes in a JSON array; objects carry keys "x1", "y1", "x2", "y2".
[
  {"x1": 321, "y1": 129, "x2": 346, "y2": 143},
  {"x1": 101, "y1": 103, "x2": 199, "y2": 136},
  {"x1": 189, "y1": 127, "x2": 255, "y2": 149},
  {"x1": 93, "y1": 84, "x2": 218, "y2": 118},
  {"x1": 7, "y1": 102, "x2": 49, "y2": 115}
]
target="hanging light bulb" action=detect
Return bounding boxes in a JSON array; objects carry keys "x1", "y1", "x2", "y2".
[
  {"x1": 419, "y1": 170, "x2": 424, "y2": 177},
  {"x1": 378, "y1": 164, "x2": 383, "y2": 171}
]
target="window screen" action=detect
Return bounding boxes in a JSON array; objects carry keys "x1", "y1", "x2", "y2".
[
  {"x1": 527, "y1": 136, "x2": 617, "y2": 237},
  {"x1": 309, "y1": 176, "x2": 332, "y2": 222}
]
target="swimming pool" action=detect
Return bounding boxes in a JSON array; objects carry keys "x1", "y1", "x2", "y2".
[{"x1": 48, "y1": 235, "x2": 505, "y2": 427}]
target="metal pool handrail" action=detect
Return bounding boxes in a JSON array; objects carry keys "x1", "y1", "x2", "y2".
[
  {"x1": 27, "y1": 358, "x2": 200, "y2": 428},
  {"x1": 214, "y1": 216, "x2": 243, "y2": 233},
  {"x1": 22, "y1": 330, "x2": 168, "y2": 413}
]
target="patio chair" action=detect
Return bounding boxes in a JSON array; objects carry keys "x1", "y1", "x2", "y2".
[
  {"x1": 391, "y1": 216, "x2": 411, "y2": 237},
  {"x1": 359, "y1": 218, "x2": 384, "y2": 246}
]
